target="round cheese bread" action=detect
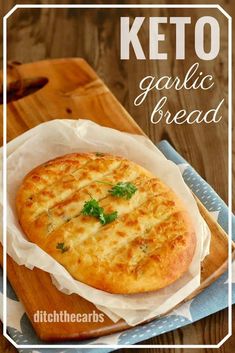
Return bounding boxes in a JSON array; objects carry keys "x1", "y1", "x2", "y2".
[{"x1": 16, "y1": 152, "x2": 196, "y2": 294}]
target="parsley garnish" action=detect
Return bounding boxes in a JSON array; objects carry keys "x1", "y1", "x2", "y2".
[
  {"x1": 96, "y1": 181, "x2": 137, "y2": 200},
  {"x1": 81, "y1": 199, "x2": 118, "y2": 225},
  {"x1": 108, "y1": 182, "x2": 137, "y2": 200},
  {"x1": 56, "y1": 242, "x2": 69, "y2": 253},
  {"x1": 99, "y1": 211, "x2": 118, "y2": 225},
  {"x1": 95, "y1": 152, "x2": 105, "y2": 157},
  {"x1": 81, "y1": 199, "x2": 101, "y2": 218}
]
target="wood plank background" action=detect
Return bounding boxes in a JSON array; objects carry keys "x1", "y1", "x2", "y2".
[{"x1": 1, "y1": 0, "x2": 234, "y2": 351}]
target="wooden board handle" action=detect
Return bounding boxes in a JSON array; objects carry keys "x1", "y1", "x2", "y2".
[{"x1": 0, "y1": 76, "x2": 49, "y2": 104}]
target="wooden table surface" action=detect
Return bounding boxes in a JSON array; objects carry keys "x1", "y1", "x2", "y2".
[{"x1": 1, "y1": 0, "x2": 234, "y2": 351}]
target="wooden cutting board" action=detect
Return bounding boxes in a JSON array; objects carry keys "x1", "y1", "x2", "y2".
[{"x1": 0, "y1": 58, "x2": 232, "y2": 342}]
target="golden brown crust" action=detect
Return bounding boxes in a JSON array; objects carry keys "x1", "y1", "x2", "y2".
[{"x1": 16, "y1": 152, "x2": 196, "y2": 294}]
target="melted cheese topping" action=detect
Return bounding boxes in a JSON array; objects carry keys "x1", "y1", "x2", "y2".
[{"x1": 16, "y1": 152, "x2": 196, "y2": 294}]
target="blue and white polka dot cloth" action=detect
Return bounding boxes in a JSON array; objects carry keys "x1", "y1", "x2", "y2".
[{"x1": 1, "y1": 140, "x2": 234, "y2": 352}]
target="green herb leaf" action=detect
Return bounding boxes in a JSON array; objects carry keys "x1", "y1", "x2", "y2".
[
  {"x1": 56, "y1": 242, "x2": 69, "y2": 253},
  {"x1": 95, "y1": 152, "x2": 105, "y2": 157},
  {"x1": 81, "y1": 199, "x2": 103, "y2": 218},
  {"x1": 99, "y1": 211, "x2": 118, "y2": 225},
  {"x1": 81, "y1": 199, "x2": 118, "y2": 225},
  {"x1": 108, "y1": 182, "x2": 137, "y2": 200}
]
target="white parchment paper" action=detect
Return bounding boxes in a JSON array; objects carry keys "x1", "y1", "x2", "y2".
[{"x1": 1, "y1": 119, "x2": 211, "y2": 326}]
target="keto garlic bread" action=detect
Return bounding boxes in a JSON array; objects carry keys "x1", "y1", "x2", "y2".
[{"x1": 16, "y1": 152, "x2": 196, "y2": 294}]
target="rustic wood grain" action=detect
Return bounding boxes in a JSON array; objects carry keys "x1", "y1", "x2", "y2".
[
  {"x1": 1, "y1": 0, "x2": 233, "y2": 209},
  {"x1": 0, "y1": 57, "x2": 232, "y2": 342},
  {"x1": 0, "y1": 0, "x2": 234, "y2": 351},
  {"x1": 0, "y1": 246, "x2": 131, "y2": 341}
]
